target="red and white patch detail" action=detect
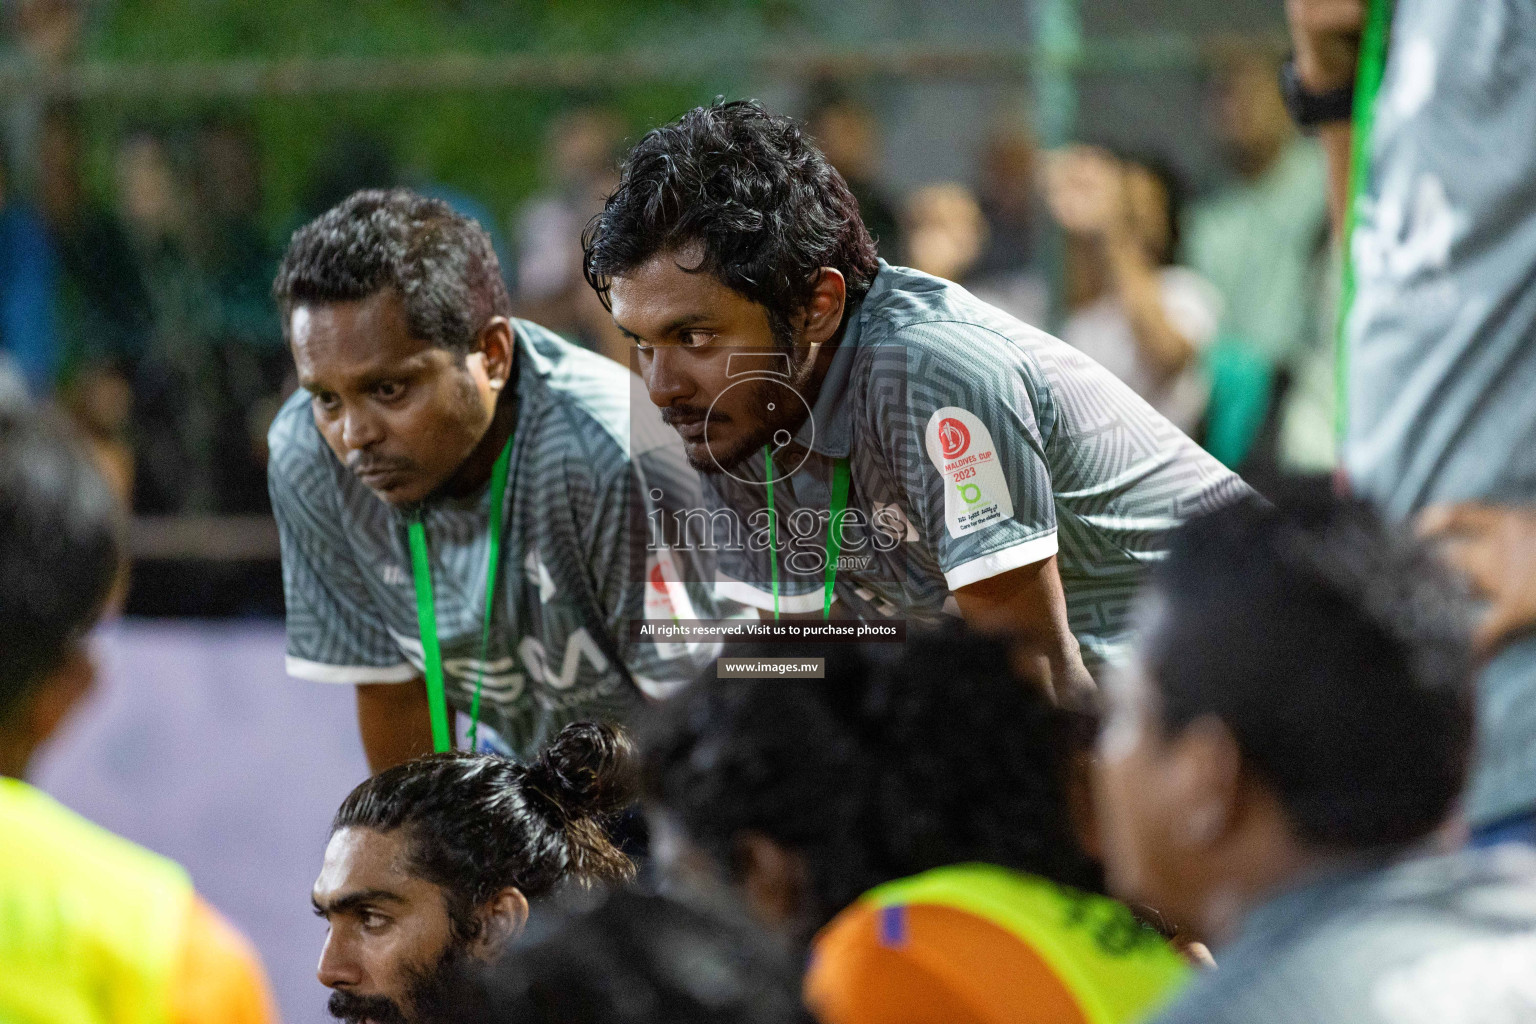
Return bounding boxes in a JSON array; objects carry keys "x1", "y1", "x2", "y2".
[
  {"x1": 644, "y1": 547, "x2": 696, "y2": 621},
  {"x1": 937, "y1": 417, "x2": 971, "y2": 459},
  {"x1": 924, "y1": 406, "x2": 1014, "y2": 539},
  {"x1": 644, "y1": 547, "x2": 699, "y2": 659}
]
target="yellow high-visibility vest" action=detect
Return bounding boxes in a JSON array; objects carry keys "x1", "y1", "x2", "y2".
[
  {"x1": 813, "y1": 863, "x2": 1189, "y2": 1024},
  {"x1": 0, "y1": 777, "x2": 193, "y2": 1024}
]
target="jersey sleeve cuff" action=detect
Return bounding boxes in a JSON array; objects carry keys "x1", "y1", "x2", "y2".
[
  {"x1": 284, "y1": 656, "x2": 420, "y2": 685},
  {"x1": 715, "y1": 576, "x2": 827, "y2": 615},
  {"x1": 629, "y1": 673, "x2": 697, "y2": 701},
  {"x1": 942, "y1": 532, "x2": 1059, "y2": 590}
]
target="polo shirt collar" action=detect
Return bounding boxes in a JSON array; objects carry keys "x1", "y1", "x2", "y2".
[{"x1": 514, "y1": 318, "x2": 557, "y2": 380}]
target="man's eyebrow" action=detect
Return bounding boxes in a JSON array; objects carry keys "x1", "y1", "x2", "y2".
[
  {"x1": 662, "y1": 313, "x2": 710, "y2": 334},
  {"x1": 312, "y1": 888, "x2": 406, "y2": 916},
  {"x1": 613, "y1": 313, "x2": 710, "y2": 342},
  {"x1": 299, "y1": 357, "x2": 429, "y2": 393}
]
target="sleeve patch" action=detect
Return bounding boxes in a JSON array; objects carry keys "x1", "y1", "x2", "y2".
[{"x1": 924, "y1": 407, "x2": 1016, "y2": 539}]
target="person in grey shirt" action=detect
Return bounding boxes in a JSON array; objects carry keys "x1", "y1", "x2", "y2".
[
  {"x1": 582, "y1": 101, "x2": 1247, "y2": 703},
  {"x1": 269, "y1": 190, "x2": 723, "y2": 772},
  {"x1": 1096, "y1": 480, "x2": 1536, "y2": 1024},
  {"x1": 1288, "y1": 0, "x2": 1536, "y2": 844}
]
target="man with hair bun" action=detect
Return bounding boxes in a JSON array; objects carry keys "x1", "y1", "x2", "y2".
[
  {"x1": 312, "y1": 720, "x2": 635, "y2": 1024},
  {"x1": 269, "y1": 188, "x2": 729, "y2": 775}
]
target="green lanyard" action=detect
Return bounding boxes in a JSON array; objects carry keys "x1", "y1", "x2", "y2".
[
  {"x1": 764, "y1": 447, "x2": 852, "y2": 620},
  {"x1": 1336, "y1": 0, "x2": 1395, "y2": 443},
  {"x1": 407, "y1": 435, "x2": 514, "y2": 753}
]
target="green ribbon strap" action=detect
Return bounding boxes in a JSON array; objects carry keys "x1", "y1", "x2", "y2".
[
  {"x1": 1336, "y1": 0, "x2": 1395, "y2": 443},
  {"x1": 764, "y1": 446, "x2": 780, "y2": 621},
  {"x1": 764, "y1": 448, "x2": 852, "y2": 622},
  {"x1": 407, "y1": 434, "x2": 514, "y2": 754}
]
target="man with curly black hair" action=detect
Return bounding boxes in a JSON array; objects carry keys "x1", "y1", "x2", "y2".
[
  {"x1": 1098, "y1": 479, "x2": 1536, "y2": 1023},
  {"x1": 270, "y1": 189, "x2": 728, "y2": 773},
  {"x1": 412, "y1": 888, "x2": 816, "y2": 1024},
  {"x1": 638, "y1": 631, "x2": 1191, "y2": 1024},
  {"x1": 583, "y1": 101, "x2": 1249, "y2": 701}
]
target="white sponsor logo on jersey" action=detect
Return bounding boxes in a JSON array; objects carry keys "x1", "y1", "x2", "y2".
[
  {"x1": 389, "y1": 626, "x2": 612, "y2": 698},
  {"x1": 525, "y1": 550, "x2": 558, "y2": 604}
]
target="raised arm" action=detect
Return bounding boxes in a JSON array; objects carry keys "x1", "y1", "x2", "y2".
[
  {"x1": 1043, "y1": 146, "x2": 1197, "y2": 385},
  {"x1": 1286, "y1": 0, "x2": 1367, "y2": 238}
]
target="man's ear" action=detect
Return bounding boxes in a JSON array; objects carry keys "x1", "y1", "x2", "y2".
[
  {"x1": 734, "y1": 830, "x2": 808, "y2": 929},
  {"x1": 472, "y1": 886, "x2": 529, "y2": 957},
  {"x1": 1165, "y1": 716, "x2": 1243, "y2": 850},
  {"x1": 474, "y1": 317, "x2": 515, "y2": 391},
  {"x1": 795, "y1": 268, "x2": 848, "y2": 348}
]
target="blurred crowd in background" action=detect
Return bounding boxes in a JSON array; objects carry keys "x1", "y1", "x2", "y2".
[
  {"x1": 0, "y1": 0, "x2": 1326, "y2": 605},
  {"x1": 11, "y1": 2, "x2": 1536, "y2": 1023}
]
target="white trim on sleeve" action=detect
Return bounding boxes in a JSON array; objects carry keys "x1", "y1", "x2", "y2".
[
  {"x1": 715, "y1": 576, "x2": 826, "y2": 615},
  {"x1": 942, "y1": 532, "x2": 1060, "y2": 591},
  {"x1": 285, "y1": 656, "x2": 420, "y2": 685},
  {"x1": 631, "y1": 674, "x2": 695, "y2": 701}
]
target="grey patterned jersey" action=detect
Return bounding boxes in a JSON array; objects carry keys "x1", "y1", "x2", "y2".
[
  {"x1": 270, "y1": 319, "x2": 722, "y2": 759},
  {"x1": 696, "y1": 262, "x2": 1249, "y2": 668},
  {"x1": 1150, "y1": 847, "x2": 1536, "y2": 1024},
  {"x1": 1346, "y1": 0, "x2": 1536, "y2": 829}
]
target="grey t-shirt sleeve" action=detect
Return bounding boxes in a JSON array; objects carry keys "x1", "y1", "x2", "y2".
[
  {"x1": 873, "y1": 322, "x2": 1060, "y2": 590},
  {"x1": 267, "y1": 401, "x2": 416, "y2": 685}
]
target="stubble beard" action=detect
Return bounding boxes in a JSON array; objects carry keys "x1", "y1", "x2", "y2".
[{"x1": 691, "y1": 350, "x2": 820, "y2": 474}]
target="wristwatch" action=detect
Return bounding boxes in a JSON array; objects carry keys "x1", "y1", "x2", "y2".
[{"x1": 1279, "y1": 57, "x2": 1356, "y2": 129}]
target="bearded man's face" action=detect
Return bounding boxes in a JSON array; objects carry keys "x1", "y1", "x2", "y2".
[{"x1": 313, "y1": 827, "x2": 476, "y2": 1024}]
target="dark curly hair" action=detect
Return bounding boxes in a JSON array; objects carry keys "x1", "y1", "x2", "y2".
[
  {"x1": 638, "y1": 630, "x2": 1102, "y2": 936},
  {"x1": 582, "y1": 100, "x2": 881, "y2": 348},
  {"x1": 1146, "y1": 478, "x2": 1476, "y2": 851},
  {"x1": 332, "y1": 722, "x2": 637, "y2": 942},
  {"x1": 273, "y1": 188, "x2": 510, "y2": 354},
  {"x1": 422, "y1": 889, "x2": 815, "y2": 1024}
]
